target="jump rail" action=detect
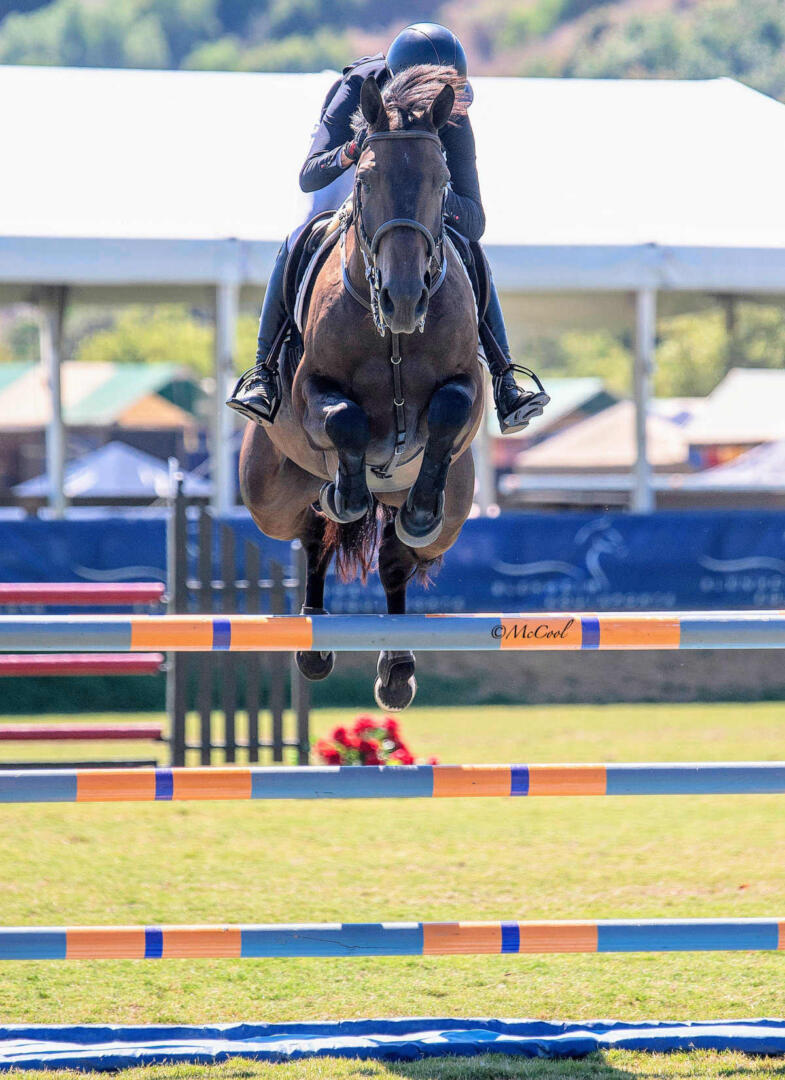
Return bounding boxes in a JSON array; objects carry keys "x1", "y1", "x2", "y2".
[
  {"x1": 0, "y1": 611, "x2": 784, "y2": 652},
  {"x1": 3, "y1": 919, "x2": 784, "y2": 959},
  {"x1": 0, "y1": 583, "x2": 165, "y2": 606},
  {"x1": 0, "y1": 654, "x2": 164, "y2": 678},
  {"x1": 0, "y1": 722, "x2": 164, "y2": 744},
  {"x1": 3, "y1": 762, "x2": 785, "y2": 802}
]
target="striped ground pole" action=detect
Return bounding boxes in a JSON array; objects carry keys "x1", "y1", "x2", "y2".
[
  {"x1": 0, "y1": 611, "x2": 783, "y2": 652},
  {"x1": 2, "y1": 763, "x2": 785, "y2": 803},
  {"x1": 2, "y1": 920, "x2": 784, "y2": 959}
]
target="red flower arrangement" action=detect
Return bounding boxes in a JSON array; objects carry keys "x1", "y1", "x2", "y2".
[{"x1": 315, "y1": 715, "x2": 438, "y2": 767}]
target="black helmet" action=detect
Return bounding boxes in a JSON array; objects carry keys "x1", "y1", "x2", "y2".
[{"x1": 386, "y1": 22, "x2": 468, "y2": 79}]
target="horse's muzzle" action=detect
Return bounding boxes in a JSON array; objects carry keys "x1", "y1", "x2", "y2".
[{"x1": 379, "y1": 282, "x2": 430, "y2": 334}]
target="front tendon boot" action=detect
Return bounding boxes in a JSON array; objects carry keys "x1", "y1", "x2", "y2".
[
  {"x1": 480, "y1": 280, "x2": 550, "y2": 435},
  {"x1": 226, "y1": 241, "x2": 289, "y2": 425}
]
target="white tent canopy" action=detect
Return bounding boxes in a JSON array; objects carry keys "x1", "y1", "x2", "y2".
[
  {"x1": 3, "y1": 67, "x2": 785, "y2": 293},
  {"x1": 2, "y1": 66, "x2": 785, "y2": 511}
]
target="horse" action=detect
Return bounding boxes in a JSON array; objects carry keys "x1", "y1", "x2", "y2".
[{"x1": 239, "y1": 66, "x2": 484, "y2": 711}]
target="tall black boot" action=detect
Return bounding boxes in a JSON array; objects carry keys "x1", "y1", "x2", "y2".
[
  {"x1": 226, "y1": 241, "x2": 290, "y2": 425},
  {"x1": 480, "y1": 278, "x2": 550, "y2": 435}
]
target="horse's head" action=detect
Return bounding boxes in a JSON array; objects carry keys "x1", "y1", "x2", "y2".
[{"x1": 354, "y1": 67, "x2": 463, "y2": 335}]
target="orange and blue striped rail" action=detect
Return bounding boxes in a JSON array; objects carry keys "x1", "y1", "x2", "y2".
[
  {"x1": 2, "y1": 762, "x2": 785, "y2": 803},
  {"x1": 0, "y1": 611, "x2": 784, "y2": 652},
  {"x1": 2, "y1": 919, "x2": 784, "y2": 959}
]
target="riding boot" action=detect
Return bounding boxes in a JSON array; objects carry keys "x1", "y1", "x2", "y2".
[
  {"x1": 226, "y1": 241, "x2": 289, "y2": 425},
  {"x1": 480, "y1": 278, "x2": 550, "y2": 435}
]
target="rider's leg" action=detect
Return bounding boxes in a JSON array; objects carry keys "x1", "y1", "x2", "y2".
[
  {"x1": 480, "y1": 270, "x2": 550, "y2": 436},
  {"x1": 226, "y1": 240, "x2": 289, "y2": 424}
]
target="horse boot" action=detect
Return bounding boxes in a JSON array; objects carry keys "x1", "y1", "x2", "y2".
[
  {"x1": 318, "y1": 398, "x2": 374, "y2": 525},
  {"x1": 227, "y1": 241, "x2": 288, "y2": 425},
  {"x1": 295, "y1": 605, "x2": 335, "y2": 681},
  {"x1": 481, "y1": 281, "x2": 550, "y2": 435},
  {"x1": 374, "y1": 649, "x2": 417, "y2": 712},
  {"x1": 319, "y1": 460, "x2": 374, "y2": 525}
]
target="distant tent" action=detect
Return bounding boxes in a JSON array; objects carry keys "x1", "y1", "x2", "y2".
[
  {"x1": 685, "y1": 368, "x2": 785, "y2": 450},
  {"x1": 0, "y1": 362, "x2": 202, "y2": 431},
  {"x1": 513, "y1": 400, "x2": 694, "y2": 473},
  {"x1": 683, "y1": 437, "x2": 785, "y2": 488},
  {"x1": 490, "y1": 376, "x2": 618, "y2": 470},
  {"x1": 14, "y1": 441, "x2": 210, "y2": 500}
]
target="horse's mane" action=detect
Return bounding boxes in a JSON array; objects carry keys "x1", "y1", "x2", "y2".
[{"x1": 351, "y1": 64, "x2": 469, "y2": 136}]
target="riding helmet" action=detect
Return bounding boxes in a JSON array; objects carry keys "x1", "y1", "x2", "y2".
[{"x1": 386, "y1": 22, "x2": 468, "y2": 79}]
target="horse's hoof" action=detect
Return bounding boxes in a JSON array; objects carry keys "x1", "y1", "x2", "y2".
[
  {"x1": 296, "y1": 649, "x2": 335, "y2": 681},
  {"x1": 374, "y1": 650, "x2": 417, "y2": 712},
  {"x1": 295, "y1": 606, "x2": 335, "y2": 681},
  {"x1": 395, "y1": 492, "x2": 445, "y2": 549},
  {"x1": 319, "y1": 480, "x2": 372, "y2": 524}
]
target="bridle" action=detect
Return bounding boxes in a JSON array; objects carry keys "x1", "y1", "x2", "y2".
[
  {"x1": 338, "y1": 127, "x2": 451, "y2": 481},
  {"x1": 342, "y1": 129, "x2": 448, "y2": 338}
]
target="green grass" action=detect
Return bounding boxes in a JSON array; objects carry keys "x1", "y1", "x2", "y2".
[{"x1": 2, "y1": 702, "x2": 785, "y2": 1078}]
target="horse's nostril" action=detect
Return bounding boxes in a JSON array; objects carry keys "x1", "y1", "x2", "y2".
[
  {"x1": 379, "y1": 288, "x2": 394, "y2": 317},
  {"x1": 414, "y1": 289, "x2": 429, "y2": 319}
]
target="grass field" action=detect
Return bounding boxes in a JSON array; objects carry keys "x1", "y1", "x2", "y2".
[{"x1": 1, "y1": 701, "x2": 785, "y2": 1078}]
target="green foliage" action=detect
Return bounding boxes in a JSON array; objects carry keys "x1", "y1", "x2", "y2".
[
  {"x1": 556, "y1": 0, "x2": 785, "y2": 102},
  {"x1": 186, "y1": 25, "x2": 352, "y2": 72},
  {"x1": 3, "y1": 318, "x2": 39, "y2": 363},
  {"x1": 0, "y1": 0, "x2": 219, "y2": 68},
  {"x1": 529, "y1": 328, "x2": 633, "y2": 395},
  {"x1": 3, "y1": 0, "x2": 784, "y2": 105},
  {"x1": 73, "y1": 304, "x2": 260, "y2": 376},
  {"x1": 527, "y1": 301, "x2": 785, "y2": 400}
]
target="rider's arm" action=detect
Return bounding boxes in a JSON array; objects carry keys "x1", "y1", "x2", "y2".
[
  {"x1": 299, "y1": 75, "x2": 362, "y2": 193},
  {"x1": 441, "y1": 114, "x2": 486, "y2": 242}
]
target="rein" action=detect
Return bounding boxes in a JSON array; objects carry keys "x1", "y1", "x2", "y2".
[{"x1": 339, "y1": 128, "x2": 449, "y2": 480}]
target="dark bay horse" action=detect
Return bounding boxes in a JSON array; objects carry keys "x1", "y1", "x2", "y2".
[{"x1": 240, "y1": 66, "x2": 484, "y2": 710}]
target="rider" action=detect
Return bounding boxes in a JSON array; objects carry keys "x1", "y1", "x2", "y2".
[{"x1": 227, "y1": 22, "x2": 549, "y2": 435}]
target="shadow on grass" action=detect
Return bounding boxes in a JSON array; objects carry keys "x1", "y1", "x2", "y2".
[
  {"x1": 384, "y1": 1052, "x2": 785, "y2": 1079},
  {"x1": 97, "y1": 1053, "x2": 785, "y2": 1080}
]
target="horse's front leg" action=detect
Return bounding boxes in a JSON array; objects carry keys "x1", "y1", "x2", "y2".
[
  {"x1": 396, "y1": 375, "x2": 475, "y2": 548},
  {"x1": 302, "y1": 374, "x2": 373, "y2": 525}
]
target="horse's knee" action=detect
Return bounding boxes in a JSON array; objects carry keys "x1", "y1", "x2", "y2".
[
  {"x1": 428, "y1": 381, "x2": 473, "y2": 441},
  {"x1": 324, "y1": 399, "x2": 370, "y2": 456}
]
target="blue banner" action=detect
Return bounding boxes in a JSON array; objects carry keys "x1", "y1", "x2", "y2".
[{"x1": 0, "y1": 509, "x2": 783, "y2": 613}]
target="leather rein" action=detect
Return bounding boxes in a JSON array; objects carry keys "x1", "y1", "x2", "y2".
[{"x1": 339, "y1": 129, "x2": 449, "y2": 480}]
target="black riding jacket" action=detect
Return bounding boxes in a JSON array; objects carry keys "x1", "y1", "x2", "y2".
[{"x1": 298, "y1": 53, "x2": 486, "y2": 243}]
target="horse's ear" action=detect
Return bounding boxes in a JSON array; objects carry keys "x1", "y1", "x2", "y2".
[
  {"x1": 360, "y1": 75, "x2": 385, "y2": 129},
  {"x1": 427, "y1": 84, "x2": 455, "y2": 131}
]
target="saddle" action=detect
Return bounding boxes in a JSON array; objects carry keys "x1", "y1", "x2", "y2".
[
  {"x1": 446, "y1": 227, "x2": 491, "y2": 321},
  {"x1": 283, "y1": 211, "x2": 342, "y2": 328}
]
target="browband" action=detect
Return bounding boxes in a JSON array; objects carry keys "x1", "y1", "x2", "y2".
[{"x1": 363, "y1": 130, "x2": 443, "y2": 147}]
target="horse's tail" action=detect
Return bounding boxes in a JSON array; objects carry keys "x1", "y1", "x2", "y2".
[
  {"x1": 322, "y1": 503, "x2": 445, "y2": 586},
  {"x1": 322, "y1": 503, "x2": 394, "y2": 584}
]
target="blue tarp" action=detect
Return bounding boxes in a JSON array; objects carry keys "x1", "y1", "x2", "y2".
[
  {"x1": 0, "y1": 508, "x2": 784, "y2": 612},
  {"x1": 2, "y1": 1018, "x2": 785, "y2": 1069},
  {"x1": 14, "y1": 442, "x2": 210, "y2": 499}
]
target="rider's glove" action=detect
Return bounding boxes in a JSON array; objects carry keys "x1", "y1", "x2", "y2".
[{"x1": 342, "y1": 132, "x2": 365, "y2": 163}]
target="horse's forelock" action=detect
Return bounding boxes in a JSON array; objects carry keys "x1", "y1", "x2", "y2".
[{"x1": 351, "y1": 64, "x2": 469, "y2": 138}]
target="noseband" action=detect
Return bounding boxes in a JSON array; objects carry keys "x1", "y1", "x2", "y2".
[{"x1": 347, "y1": 129, "x2": 448, "y2": 337}]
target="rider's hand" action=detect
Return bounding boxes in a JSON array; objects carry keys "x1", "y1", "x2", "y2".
[{"x1": 341, "y1": 134, "x2": 365, "y2": 168}]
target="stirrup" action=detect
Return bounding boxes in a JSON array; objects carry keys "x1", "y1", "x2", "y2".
[
  {"x1": 494, "y1": 364, "x2": 550, "y2": 435},
  {"x1": 226, "y1": 363, "x2": 283, "y2": 425}
]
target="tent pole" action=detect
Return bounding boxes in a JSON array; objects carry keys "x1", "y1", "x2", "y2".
[
  {"x1": 472, "y1": 391, "x2": 495, "y2": 515},
  {"x1": 212, "y1": 282, "x2": 239, "y2": 514},
  {"x1": 632, "y1": 288, "x2": 656, "y2": 513},
  {"x1": 39, "y1": 286, "x2": 68, "y2": 519}
]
